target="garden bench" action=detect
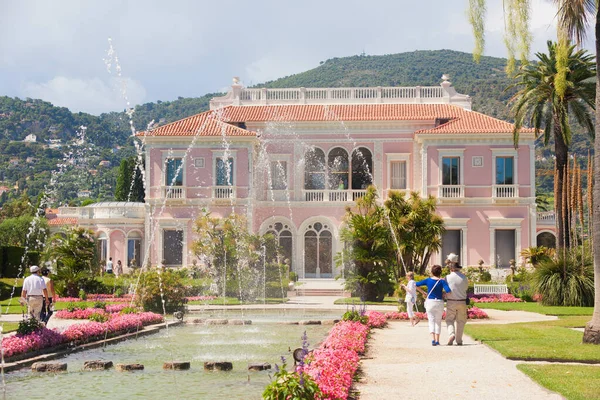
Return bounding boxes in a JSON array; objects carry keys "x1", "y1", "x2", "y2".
[{"x1": 474, "y1": 284, "x2": 509, "y2": 295}]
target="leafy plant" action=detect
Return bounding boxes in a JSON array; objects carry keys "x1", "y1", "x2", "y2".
[
  {"x1": 17, "y1": 317, "x2": 44, "y2": 336},
  {"x1": 93, "y1": 301, "x2": 107, "y2": 310},
  {"x1": 88, "y1": 312, "x2": 109, "y2": 323},
  {"x1": 66, "y1": 302, "x2": 87, "y2": 312},
  {"x1": 119, "y1": 306, "x2": 138, "y2": 315},
  {"x1": 263, "y1": 360, "x2": 322, "y2": 400},
  {"x1": 79, "y1": 289, "x2": 87, "y2": 301},
  {"x1": 136, "y1": 269, "x2": 186, "y2": 313},
  {"x1": 342, "y1": 309, "x2": 369, "y2": 325},
  {"x1": 535, "y1": 251, "x2": 594, "y2": 307}
]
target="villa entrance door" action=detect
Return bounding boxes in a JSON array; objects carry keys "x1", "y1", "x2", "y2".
[
  {"x1": 495, "y1": 229, "x2": 515, "y2": 269},
  {"x1": 304, "y1": 222, "x2": 333, "y2": 278}
]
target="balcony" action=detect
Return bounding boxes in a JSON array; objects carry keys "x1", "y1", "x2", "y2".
[
  {"x1": 212, "y1": 186, "x2": 237, "y2": 203},
  {"x1": 162, "y1": 186, "x2": 186, "y2": 202},
  {"x1": 492, "y1": 184, "x2": 518, "y2": 202},
  {"x1": 537, "y1": 211, "x2": 556, "y2": 225},
  {"x1": 439, "y1": 185, "x2": 464, "y2": 200},
  {"x1": 303, "y1": 189, "x2": 367, "y2": 202}
]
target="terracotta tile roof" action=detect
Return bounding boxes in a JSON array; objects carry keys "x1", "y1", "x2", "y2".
[
  {"x1": 221, "y1": 104, "x2": 463, "y2": 122},
  {"x1": 141, "y1": 104, "x2": 532, "y2": 136},
  {"x1": 415, "y1": 109, "x2": 535, "y2": 134},
  {"x1": 139, "y1": 111, "x2": 255, "y2": 137},
  {"x1": 48, "y1": 217, "x2": 78, "y2": 226}
]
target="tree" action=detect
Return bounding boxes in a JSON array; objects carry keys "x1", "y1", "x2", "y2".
[
  {"x1": 385, "y1": 191, "x2": 445, "y2": 276},
  {"x1": 0, "y1": 193, "x2": 35, "y2": 222},
  {"x1": 510, "y1": 40, "x2": 595, "y2": 249},
  {"x1": 0, "y1": 216, "x2": 48, "y2": 250},
  {"x1": 467, "y1": 0, "x2": 600, "y2": 343},
  {"x1": 338, "y1": 186, "x2": 395, "y2": 302},
  {"x1": 43, "y1": 226, "x2": 99, "y2": 297},
  {"x1": 192, "y1": 211, "x2": 279, "y2": 300},
  {"x1": 115, "y1": 156, "x2": 145, "y2": 202}
]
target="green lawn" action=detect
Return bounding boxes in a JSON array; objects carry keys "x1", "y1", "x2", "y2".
[
  {"x1": 518, "y1": 364, "x2": 600, "y2": 400},
  {"x1": 0, "y1": 322, "x2": 19, "y2": 333},
  {"x1": 465, "y1": 318, "x2": 599, "y2": 362},
  {"x1": 334, "y1": 297, "x2": 399, "y2": 306},
  {"x1": 475, "y1": 302, "x2": 593, "y2": 316}
]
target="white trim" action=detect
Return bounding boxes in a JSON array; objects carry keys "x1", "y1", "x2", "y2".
[
  {"x1": 194, "y1": 158, "x2": 205, "y2": 168},
  {"x1": 386, "y1": 153, "x2": 411, "y2": 192},
  {"x1": 212, "y1": 150, "x2": 237, "y2": 187},
  {"x1": 472, "y1": 156, "x2": 483, "y2": 168},
  {"x1": 297, "y1": 216, "x2": 338, "y2": 279},
  {"x1": 161, "y1": 151, "x2": 187, "y2": 187},
  {"x1": 491, "y1": 148, "x2": 518, "y2": 186},
  {"x1": 442, "y1": 218, "x2": 469, "y2": 266},
  {"x1": 438, "y1": 148, "x2": 465, "y2": 186},
  {"x1": 488, "y1": 218, "x2": 523, "y2": 268}
]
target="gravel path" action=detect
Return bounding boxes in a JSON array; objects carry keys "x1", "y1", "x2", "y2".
[{"x1": 356, "y1": 310, "x2": 563, "y2": 400}]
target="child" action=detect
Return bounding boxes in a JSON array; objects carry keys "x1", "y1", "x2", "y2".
[{"x1": 401, "y1": 272, "x2": 420, "y2": 327}]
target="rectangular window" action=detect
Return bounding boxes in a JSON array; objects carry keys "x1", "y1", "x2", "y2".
[
  {"x1": 270, "y1": 161, "x2": 288, "y2": 190},
  {"x1": 127, "y1": 239, "x2": 141, "y2": 267},
  {"x1": 390, "y1": 161, "x2": 407, "y2": 189},
  {"x1": 163, "y1": 230, "x2": 183, "y2": 266},
  {"x1": 496, "y1": 157, "x2": 514, "y2": 185},
  {"x1": 166, "y1": 158, "x2": 183, "y2": 186},
  {"x1": 216, "y1": 158, "x2": 234, "y2": 186},
  {"x1": 442, "y1": 157, "x2": 460, "y2": 185}
]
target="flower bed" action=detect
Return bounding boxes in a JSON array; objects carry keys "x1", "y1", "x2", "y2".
[
  {"x1": 384, "y1": 307, "x2": 489, "y2": 320},
  {"x1": 2, "y1": 312, "x2": 163, "y2": 360},
  {"x1": 365, "y1": 310, "x2": 387, "y2": 328},
  {"x1": 55, "y1": 303, "x2": 133, "y2": 319},
  {"x1": 185, "y1": 296, "x2": 217, "y2": 302},
  {"x1": 469, "y1": 294, "x2": 522, "y2": 303},
  {"x1": 55, "y1": 294, "x2": 134, "y2": 303},
  {"x1": 305, "y1": 321, "x2": 369, "y2": 399}
]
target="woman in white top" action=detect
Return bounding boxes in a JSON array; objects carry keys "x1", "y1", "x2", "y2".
[{"x1": 401, "y1": 272, "x2": 420, "y2": 326}]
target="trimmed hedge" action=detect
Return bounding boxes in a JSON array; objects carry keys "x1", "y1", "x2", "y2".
[{"x1": 0, "y1": 247, "x2": 39, "y2": 278}]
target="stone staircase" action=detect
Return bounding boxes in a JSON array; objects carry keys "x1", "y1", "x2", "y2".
[{"x1": 292, "y1": 279, "x2": 350, "y2": 297}]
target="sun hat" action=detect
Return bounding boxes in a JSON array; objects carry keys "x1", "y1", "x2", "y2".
[
  {"x1": 30, "y1": 265, "x2": 40, "y2": 273},
  {"x1": 446, "y1": 253, "x2": 459, "y2": 264}
]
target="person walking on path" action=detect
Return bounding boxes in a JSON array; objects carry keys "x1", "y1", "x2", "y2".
[
  {"x1": 105, "y1": 257, "x2": 113, "y2": 275},
  {"x1": 416, "y1": 265, "x2": 451, "y2": 346},
  {"x1": 445, "y1": 253, "x2": 469, "y2": 346},
  {"x1": 400, "y1": 272, "x2": 421, "y2": 327},
  {"x1": 116, "y1": 260, "x2": 123, "y2": 277},
  {"x1": 20, "y1": 265, "x2": 48, "y2": 321},
  {"x1": 40, "y1": 267, "x2": 55, "y2": 325}
]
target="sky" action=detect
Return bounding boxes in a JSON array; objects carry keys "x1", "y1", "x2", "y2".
[{"x1": 0, "y1": 0, "x2": 593, "y2": 115}]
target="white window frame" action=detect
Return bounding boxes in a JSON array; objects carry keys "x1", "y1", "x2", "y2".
[
  {"x1": 211, "y1": 150, "x2": 238, "y2": 187},
  {"x1": 269, "y1": 154, "x2": 291, "y2": 191},
  {"x1": 491, "y1": 148, "x2": 518, "y2": 185},
  {"x1": 440, "y1": 218, "x2": 469, "y2": 266},
  {"x1": 386, "y1": 153, "x2": 410, "y2": 191},
  {"x1": 488, "y1": 217, "x2": 523, "y2": 267},
  {"x1": 438, "y1": 148, "x2": 465, "y2": 186},
  {"x1": 161, "y1": 151, "x2": 187, "y2": 186}
]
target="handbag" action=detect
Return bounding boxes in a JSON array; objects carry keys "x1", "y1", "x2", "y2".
[{"x1": 465, "y1": 297, "x2": 471, "y2": 306}]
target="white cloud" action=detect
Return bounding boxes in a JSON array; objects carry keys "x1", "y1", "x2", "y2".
[{"x1": 22, "y1": 76, "x2": 146, "y2": 115}]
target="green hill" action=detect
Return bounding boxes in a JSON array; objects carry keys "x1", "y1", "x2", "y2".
[{"x1": 0, "y1": 49, "x2": 591, "y2": 205}]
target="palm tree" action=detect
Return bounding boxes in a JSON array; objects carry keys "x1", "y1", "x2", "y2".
[
  {"x1": 44, "y1": 227, "x2": 99, "y2": 297},
  {"x1": 510, "y1": 40, "x2": 595, "y2": 250},
  {"x1": 385, "y1": 191, "x2": 445, "y2": 276},
  {"x1": 339, "y1": 186, "x2": 395, "y2": 302},
  {"x1": 467, "y1": 0, "x2": 600, "y2": 344}
]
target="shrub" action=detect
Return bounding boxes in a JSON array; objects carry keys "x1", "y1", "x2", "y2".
[
  {"x1": 17, "y1": 318, "x2": 44, "y2": 336},
  {"x1": 289, "y1": 271, "x2": 298, "y2": 282},
  {"x1": 66, "y1": 302, "x2": 87, "y2": 312},
  {"x1": 535, "y1": 252, "x2": 594, "y2": 307},
  {"x1": 114, "y1": 288, "x2": 124, "y2": 298},
  {"x1": 88, "y1": 312, "x2": 109, "y2": 323},
  {"x1": 78, "y1": 289, "x2": 87, "y2": 301},
  {"x1": 119, "y1": 306, "x2": 138, "y2": 315},
  {"x1": 136, "y1": 269, "x2": 186, "y2": 313},
  {"x1": 93, "y1": 301, "x2": 107, "y2": 310},
  {"x1": 263, "y1": 360, "x2": 321, "y2": 400},
  {"x1": 341, "y1": 309, "x2": 368, "y2": 325}
]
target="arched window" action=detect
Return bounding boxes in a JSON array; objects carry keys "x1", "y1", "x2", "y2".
[
  {"x1": 97, "y1": 232, "x2": 108, "y2": 263},
  {"x1": 304, "y1": 222, "x2": 333, "y2": 278},
  {"x1": 328, "y1": 148, "x2": 349, "y2": 190},
  {"x1": 351, "y1": 147, "x2": 373, "y2": 190},
  {"x1": 127, "y1": 231, "x2": 143, "y2": 268},
  {"x1": 265, "y1": 222, "x2": 293, "y2": 271},
  {"x1": 304, "y1": 148, "x2": 326, "y2": 189},
  {"x1": 536, "y1": 232, "x2": 556, "y2": 249}
]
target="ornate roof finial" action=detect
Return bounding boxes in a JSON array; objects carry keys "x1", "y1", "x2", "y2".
[
  {"x1": 233, "y1": 76, "x2": 240, "y2": 85},
  {"x1": 441, "y1": 74, "x2": 450, "y2": 82}
]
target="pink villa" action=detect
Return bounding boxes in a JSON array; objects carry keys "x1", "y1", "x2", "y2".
[{"x1": 50, "y1": 77, "x2": 557, "y2": 277}]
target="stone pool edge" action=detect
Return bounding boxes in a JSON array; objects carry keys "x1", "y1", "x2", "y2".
[{"x1": 2, "y1": 320, "x2": 182, "y2": 373}]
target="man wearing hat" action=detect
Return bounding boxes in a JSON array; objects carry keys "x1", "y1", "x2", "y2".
[
  {"x1": 445, "y1": 253, "x2": 469, "y2": 345},
  {"x1": 20, "y1": 265, "x2": 48, "y2": 321}
]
